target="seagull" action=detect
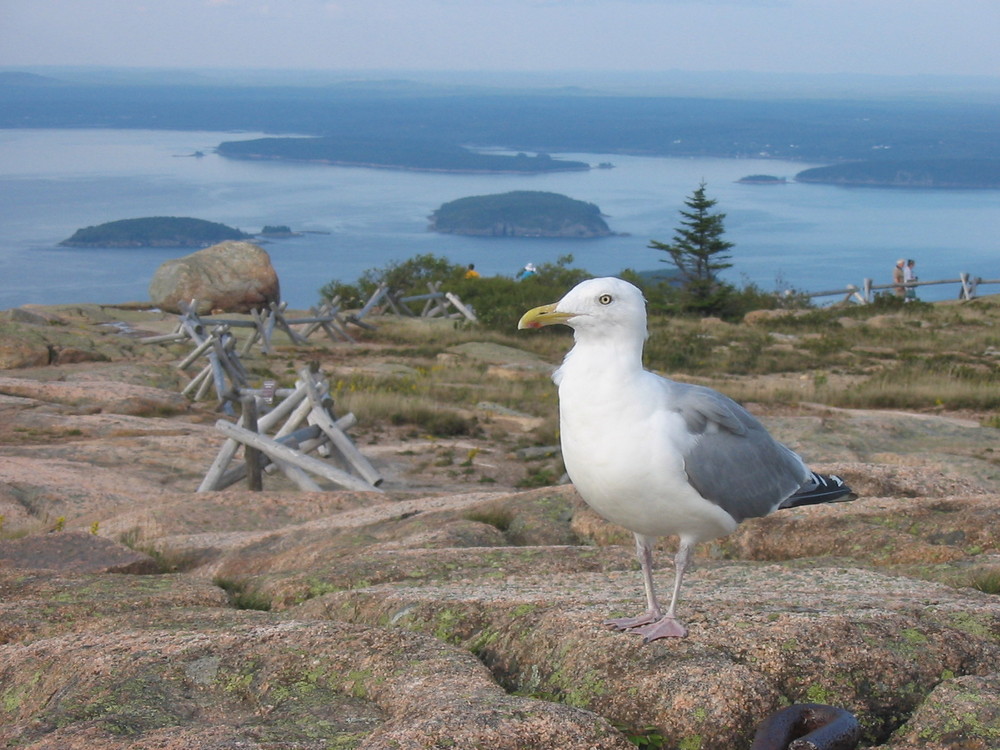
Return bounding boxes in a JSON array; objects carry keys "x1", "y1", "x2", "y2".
[{"x1": 518, "y1": 277, "x2": 853, "y2": 641}]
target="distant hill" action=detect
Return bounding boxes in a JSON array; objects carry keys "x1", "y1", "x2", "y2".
[
  {"x1": 60, "y1": 217, "x2": 251, "y2": 248},
  {"x1": 216, "y1": 137, "x2": 590, "y2": 174},
  {"x1": 795, "y1": 159, "x2": 1000, "y2": 188},
  {"x1": 430, "y1": 191, "x2": 613, "y2": 238},
  {"x1": 2, "y1": 78, "x2": 1000, "y2": 164}
]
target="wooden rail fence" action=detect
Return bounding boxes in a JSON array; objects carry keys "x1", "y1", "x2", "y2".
[
  {"x1": 140, "y1": 283, "x2": 476, "y2": 410},
  {"x1": 358, "y1": 282, "x2": 478, "y2": 322},
  {"x1": 140, "y1": 299, "x2": 366, "y2": 409},
  {"x1": 804, "y1": 273, "x2": 999, "y2": 304},
  {"x1": 198, "y1": 365, "x2": 383, "y2": 493}
]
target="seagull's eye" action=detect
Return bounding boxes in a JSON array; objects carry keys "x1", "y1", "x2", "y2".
[{"x1": 598, "y1": 294, "x2": 613, "y2": 305}]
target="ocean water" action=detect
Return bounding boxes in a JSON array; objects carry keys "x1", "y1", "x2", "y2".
[{"x1": 1, "y1": 128, "x2": 998, "y2": 310}]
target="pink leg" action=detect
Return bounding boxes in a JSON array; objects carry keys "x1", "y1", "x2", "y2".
[
  {"x1": 603, "y1": 535, "x2": 662, "y2": 630},
  {"x1": 605, "y1": 536, "x2": 692, "y2": 641}
]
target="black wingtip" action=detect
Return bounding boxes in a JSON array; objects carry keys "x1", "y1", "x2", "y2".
[{"x1": 779, "y1": 472, "x2": 855, "y2": 510}]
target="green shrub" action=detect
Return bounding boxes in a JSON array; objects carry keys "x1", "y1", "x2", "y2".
[
  {"x1": 320, "y1": 253, "x2": 592, "y2": 332},
  {"x1": 320, "y1": 253, "x2": 467, "y2": 306}
]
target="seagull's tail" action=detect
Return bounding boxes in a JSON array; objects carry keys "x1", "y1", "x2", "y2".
[{"x1": 779, "y1": 472, "x2": 854, "y2": 510}]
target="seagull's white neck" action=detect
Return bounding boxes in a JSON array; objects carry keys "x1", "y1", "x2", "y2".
[{"x1": 555, "y1": 325, "x2": 646, "y2": 386}]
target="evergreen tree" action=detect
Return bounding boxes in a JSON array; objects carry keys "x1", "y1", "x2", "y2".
[{"x1": 649, "y1": 182, "x2": 735, "y2": 315}]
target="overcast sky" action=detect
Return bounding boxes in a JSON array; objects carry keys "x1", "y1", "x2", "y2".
[{"x1": 1, "y1": 0, "x2": 998, "y2": 79}]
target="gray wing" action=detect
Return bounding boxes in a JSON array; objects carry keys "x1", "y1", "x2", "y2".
[{"x1": 669, "y1": 381, "x2": 810, "y2": 522}]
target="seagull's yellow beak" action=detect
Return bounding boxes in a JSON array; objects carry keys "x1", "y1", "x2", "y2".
[{"x1": 518, "y1": 303, "x2": 575, "y2": 330}]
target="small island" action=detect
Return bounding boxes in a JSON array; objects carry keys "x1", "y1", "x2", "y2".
[
  {"x1": 429, "y1": 191, "x2": 614, "y2": 238},
  {"x1": 216, "y1": 137, "x2": 590, "y2": 174},
  {"x1": 795, "y1": 159, "x2": 1000, "y2": 188},
  {"x1": 737, "y1": 174, "x2": 786, "y2": 184},
  {"x1": 60, "y1": 217, "x2": 252, "y2": 248},
  {"x1": 258, "y1": 225, "x2": 301, "y2": 238}
]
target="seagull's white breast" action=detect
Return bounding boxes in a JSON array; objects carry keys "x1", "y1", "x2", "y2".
[{"x1": 557, "y1": 364, "x2": 737, "y2": 543}]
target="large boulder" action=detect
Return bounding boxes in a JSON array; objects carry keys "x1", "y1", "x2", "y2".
[{"x1": 148, "y1": 241, "x2": 280, "y2": 314}]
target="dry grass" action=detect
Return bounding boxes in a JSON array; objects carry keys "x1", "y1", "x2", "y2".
[
  {"x1": 317, "y1": 295, "x2": 1000, "y2": 438},
  {"x1": 327, "y1": 353, "x2": 557, "y2": 442},
  {"x1": 639, "y1": 298, "x2": 1000, "y2": 414}
]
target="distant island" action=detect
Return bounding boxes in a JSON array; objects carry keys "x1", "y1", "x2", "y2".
[
  {"x1": 737, "y1": 174, "x2": 786, "y2": 184},
  {"x1": 216, "y1": 137, "x2": 591, "y2": 174},
  {"x1": 60, "y1": 217, "x2": 252, "y2": 248},
  {"x1": 259, "y1": 225, "x2": 301, "y2": 238},
  {"x1": 795, "y1": 159, "x2": 1000, "y2": 188},
  {"x1": 429, "y1": 191, "x2": 613, "y2": 238}
]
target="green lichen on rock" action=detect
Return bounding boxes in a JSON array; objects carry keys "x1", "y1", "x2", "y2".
[{"x1": 892, "y1": 674, "x2": 1000, "y2": 746}]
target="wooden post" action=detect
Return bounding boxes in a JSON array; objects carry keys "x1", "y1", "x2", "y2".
[
  {"x1": 242, "y1": 397, "x2": 263, "y2": 491},
  {"x1": 445, "y1": 292, "x2": 478, "y2": 322},
  {"x1": 297, "y1": 366, "x2": 383, "y2": 487},
  {"x1": 269, "y1": 301, "x2": 309, "y2": 346},
  {"x1": 311, "y1": 302, "x2": 356, "y2": 343},
  {"x1": 274, "y1": 388, "x2": 318, "y2": 439},
  {"x1": 177, "y1": 335, "x2": 215, "y2": 370},
  {"x1": 182, "y1": 363, "x2": 213, "y2": 397},
  {"x1": 213, "y1": 420, "x2": 353, "y2": 490},
  {"x1": 240, "y1": 308, "x2": 265, "y2": 355},
  {"x1": 959, "y1": 272, "x2": 969, "y2": 300},
  {"x1": 262, "y1": 307, "x2": 277, "y2": 352},
  {"x1": 274, "y1": 464, "x2": 323, "y2": 491},
  {"x1": 214, "y1": 332, "x2": 246, "y2": 387},
  {"x1": 198, "y1": 411, "x2": 247, "y2": 492},
  {"x1": 139, "y1": 330, "x2": 187, "y2": 345},
  {"x1": 195, "y1": 365, "x2": 216, "y2": 402},
  {"x1": 179, "y1": 314, "x2": 209, "y2": 346},
  {"x1": 199, "y1": 365, "x2": 378, "y2": 492},
  {"x1": 429, "y1": 295, "x2": 452, "y2": 318},
  {"x1": 207, "y1": 348, "x2": 228, "y2": 403},
  {"x1": 420, "y1": 282, "x2": 441, "y2": 316},
  {"x1": 209, "y1": 424, "x2": 325, "y2": 491},
  {"x1": 324, "y1": 316, "x2": 356, "y2": 344},
  {"x1": 214, "y1": 420, "x2": 381, "y2": 492},
  {"x1": 300, "y1": 300, "x2": 333, "y2": 338},
  {"x1": 258, "y1": 383, "x2": 308, "y2": 432},
  {"x1": 294, "y1": 302, "x2": 348, "y2": 343},
  {"x1": 307, "y1": 404, "x2": 383, "y2": 486},
  {"x1": 384, "y1": 290, "x2": 409, "y2": 316},
  {"x1": 355, "y1": 284, "x2": 388, "y2": 322}
]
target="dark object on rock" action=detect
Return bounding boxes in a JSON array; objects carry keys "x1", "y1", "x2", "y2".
[
  {"x1": 148, "y1": 240, "x2": 280, "y2": 314},
  {"x1": 750, "y1": 704, "x2": 862, "y2": 750}
]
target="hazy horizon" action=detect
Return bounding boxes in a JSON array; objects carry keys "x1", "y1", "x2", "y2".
[
  {"x1": 3, "y1": 1, "x2": 997, "y2": 82},
  {"x1": 6, "y1": 65, "x2": 1000, "y2": 103}
]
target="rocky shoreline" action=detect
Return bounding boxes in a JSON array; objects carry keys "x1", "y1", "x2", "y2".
[{"x1": 0, "y1": 302, "x2": 998, "y2": 749}]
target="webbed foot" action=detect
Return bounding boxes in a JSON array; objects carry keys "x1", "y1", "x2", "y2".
[
  {"x1": 629, "y1": 616, "x2": 688, "y2": 641},
  {"x1": 602, "y1": 612, "x2": 659, "y2": 632}
]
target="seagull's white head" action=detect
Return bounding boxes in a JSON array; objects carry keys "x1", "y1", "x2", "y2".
[{"x1": 517, "y1": 277, "x2": 648, "y2": 341}]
